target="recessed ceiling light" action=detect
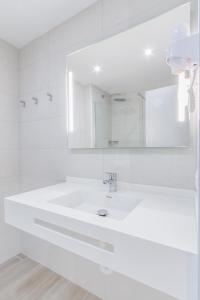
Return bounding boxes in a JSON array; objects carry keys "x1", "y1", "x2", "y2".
[
  {"x1": 144, "y1": 48, "x2": 153, "y2": 57},
  {"x1": 93, "y1": 65, "x2": 102, "y2": 73}
]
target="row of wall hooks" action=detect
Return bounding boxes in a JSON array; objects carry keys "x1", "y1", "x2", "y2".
[{"x1": 20, "y1": 93, "x2": 53, "y2": 108}]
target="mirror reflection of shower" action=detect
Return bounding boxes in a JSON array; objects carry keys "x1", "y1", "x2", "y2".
[{"x1": 67, "y1": 4, "x2": 192, "y2": 149}]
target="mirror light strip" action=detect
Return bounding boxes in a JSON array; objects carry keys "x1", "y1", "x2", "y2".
[{"x1": 68, "y1": 71, "x2": 74, "y2": 132}]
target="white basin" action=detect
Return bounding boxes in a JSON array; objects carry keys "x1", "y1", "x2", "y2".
[{"x1": 50, "y1": 190, "x2": 141, "y2": 220}]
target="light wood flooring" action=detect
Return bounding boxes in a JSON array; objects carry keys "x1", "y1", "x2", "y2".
[{"x1": 0, "y1": 254, "x2": 101, "y2": 300}]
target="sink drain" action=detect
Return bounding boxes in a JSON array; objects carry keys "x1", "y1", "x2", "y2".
[{"x1": 97, "y1": 209, "x2": 108, "y2": 217}]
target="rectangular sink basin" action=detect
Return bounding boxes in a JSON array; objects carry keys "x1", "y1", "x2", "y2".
[{"x1": 50, "y1": 190, "x2": 141, "y2": 220}]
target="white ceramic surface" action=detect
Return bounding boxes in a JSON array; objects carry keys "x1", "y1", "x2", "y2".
[
  {"x1": 50, "y1": 190, "x2": 141, "y2": 220},
  {"x1": 4, "y1": 177, "x2": 197, "y2": 300}
]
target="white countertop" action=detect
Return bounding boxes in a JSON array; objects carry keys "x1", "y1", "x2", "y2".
[{"x1": 6, "y1": 177, "x2": 197, "y2": 254}]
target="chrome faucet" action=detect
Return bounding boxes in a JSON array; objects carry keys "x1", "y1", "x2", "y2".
[{"x1": 103, "y1": 172, "x2": 117, "y2": 193}]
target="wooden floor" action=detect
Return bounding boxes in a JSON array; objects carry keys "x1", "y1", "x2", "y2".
[{"x1": 0, "y1": 254, "x2": 101, "y2": 300}]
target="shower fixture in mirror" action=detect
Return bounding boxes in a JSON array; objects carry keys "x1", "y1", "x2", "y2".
[{"x1": 66, "y1": 3, "x2": 192, "y2": 149}]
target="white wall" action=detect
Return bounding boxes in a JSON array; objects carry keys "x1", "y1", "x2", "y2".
[
  {"x1": 18, "y1": 0, "x2": 197, "y2": 299},
  {"x1": 0, "y1": 39, "x2": 20, "y2": 263},
  {"x1": 19, "y1": 0, "x2": 196, "y2": 190}
]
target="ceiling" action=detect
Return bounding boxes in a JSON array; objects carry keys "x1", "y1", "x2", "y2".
[
  {"x1": 0, "y1": 0, "x2": 97, "y2": 48},
  {"x1": 68, "y1": 4, "x2": 190, "y2": 95}
]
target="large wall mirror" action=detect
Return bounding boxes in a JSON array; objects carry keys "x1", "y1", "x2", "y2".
[{"x1": 66, "y1": 4, "x2": 192, "y2": 149}]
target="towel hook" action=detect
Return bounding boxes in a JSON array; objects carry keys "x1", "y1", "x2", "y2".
[
  {"x1": 32, "y1": 97, "x2": 38, "y2": 105},
  {"x1": 20, "y1": 100, "x2": 26, "y2": 108},
  {"x1": 47, "y1": 93, "x2": 53, "y2": 102}
]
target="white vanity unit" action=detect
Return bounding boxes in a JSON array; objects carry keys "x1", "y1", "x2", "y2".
[{"x1": 4, "y1": 177, "x2": 197, "y2": 300}]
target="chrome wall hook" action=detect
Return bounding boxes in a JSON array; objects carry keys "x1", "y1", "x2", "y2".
[
  {"x1": 32, "y1": 97, "x2": 38, "y2": 105},
  {"x1": 47, "y1": 93, "x2": 53, "y2": 102},
  {"x1": 20, "y1": 100, "x2": 26, "y2": 108}
]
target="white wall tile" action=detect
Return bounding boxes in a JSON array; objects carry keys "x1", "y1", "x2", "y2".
[
  {"x1": 0, "y1": 150, "x2": 18, "y2": 179},
  {"x1": 0, "y1": 39, "x2": 19, "y2": 68},
  {"x1": 0, "y1": 121, "x2": 18, "y2": 150},
  {"x1": 0, "y1": 64, "x2": 18, "y2": 95},
  {"x1": 0, "y1": 39, "x2": 20, "y2": 264},
  {"x1": 0, "y1": 93, "x2": 18, "y2": 121},
  {"x1": 48, "y1": 52, "x2": 66, "y2": 90},
  {"x1": 129, "y1": 149, "x2": 196, "y2": 188},
  {"x1": 20, "y1": 91, "x2": 50, "y2": 122},
  {"x1": 66, "y1": 149, "x2": 103, "y2": 180},
  {"x1": 20, "y1": 34, "x2": 50, "y2": 68},
  {"x1": 103, "y1": 149, "x2": 131, "y2": 182},
  {"x1": 47, "y1": 86, "x2": 66, "y2": 118},
  {"x1": 19, "y1": 176, "x2": 61, "y2": 192},
  {"x1": 20, "y1": 90, "x2": 66, "y2": 123},
  {"x1": 20, "y1": 149, "x2": 67, "y2": 181},
  {"x1": 20, "y1": 58, "x2": 49, "y2": 95},
  {"x1": 0, "y1": 41, "x2": 18, "y2": 95},
  {"x1": 20, "y1": 117, "x2": 67, "y2": 150},
  {"x1": 101, "y1": 0, "x2": 189, "y2": 39},
  {"x1": 48, "y1": 2, "x2": 102, "y2": 54}
]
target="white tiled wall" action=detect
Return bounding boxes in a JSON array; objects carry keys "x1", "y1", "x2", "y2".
[
  {"x1": 18, "y1": 0, "x2": 197, "y2": 299},
  {"x1": 0, "y1": 39, "x2": 20, "y2": 264},
  {"x1": 19, "y1": 0, "x2": 197, "y2": 190}
]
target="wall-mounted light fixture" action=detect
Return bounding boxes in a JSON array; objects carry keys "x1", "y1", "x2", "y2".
[{"x1": 68, "y1": 71, "x2": 74, "y2": 133}]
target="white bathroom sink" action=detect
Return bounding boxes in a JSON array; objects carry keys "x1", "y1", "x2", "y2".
[{"x1": 50, "y1": 190, "x2": 141, "y2": 220}]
